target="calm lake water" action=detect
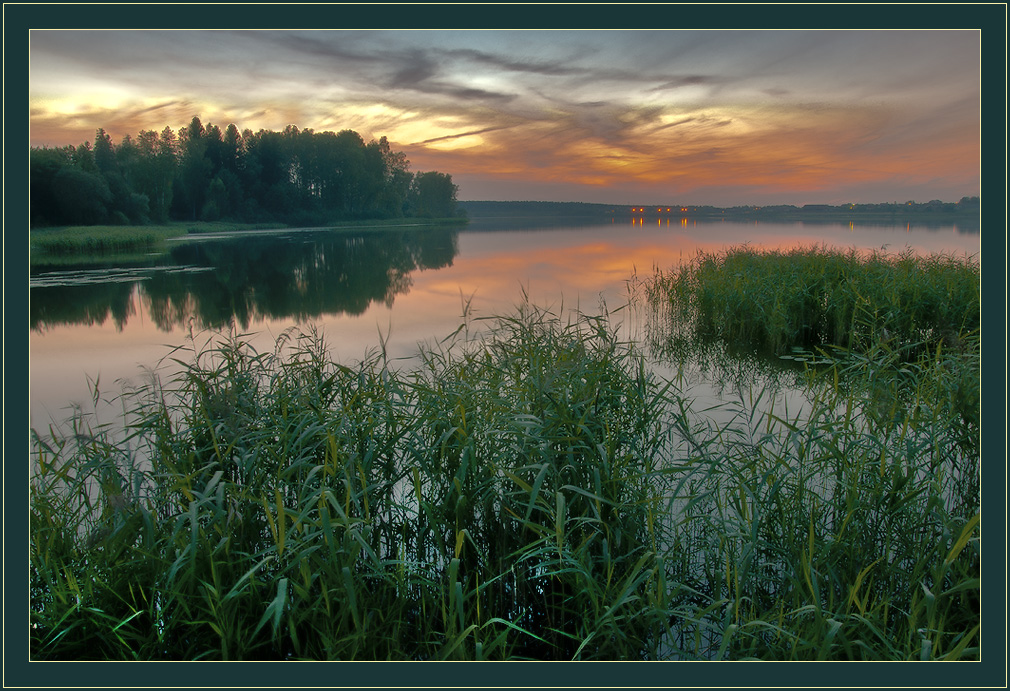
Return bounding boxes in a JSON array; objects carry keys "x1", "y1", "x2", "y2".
[{"x1": 29, "y1": 216, "x2": 979, "y2": 434}]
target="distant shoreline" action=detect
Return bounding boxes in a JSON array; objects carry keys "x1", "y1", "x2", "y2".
[{"x1": 458, "y1": 199, "x2": 981, "y2": 226}]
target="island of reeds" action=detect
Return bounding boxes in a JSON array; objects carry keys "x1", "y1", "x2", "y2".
[{"x1": 30, "y1": 246, "x2": 980, "y2": 660}]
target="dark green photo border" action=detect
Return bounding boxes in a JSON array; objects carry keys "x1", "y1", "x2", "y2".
[{"x1": 6, "y1": 3, "x2": 1005, "y2": 688}]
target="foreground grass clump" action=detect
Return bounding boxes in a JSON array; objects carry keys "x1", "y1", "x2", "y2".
[
  {"x1": 643, "y1": 246, "x2": 979, "y2": 660},
  {"x1": 659, "y1": 337, "x2": 979, "y2": 660},
  {"x1": 30, "y1": 296, "x2": 980, "y2": 660},
  {"x1": 646, "y1": 245, "x2": 980, "y2": 358},
  {"x1": 30, "y1": 304, "x2": 671, "y2": 660}
]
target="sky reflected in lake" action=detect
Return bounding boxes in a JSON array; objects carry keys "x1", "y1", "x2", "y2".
[{"x1": 29, "y1": 219, "x2": 979, "y2": 431}]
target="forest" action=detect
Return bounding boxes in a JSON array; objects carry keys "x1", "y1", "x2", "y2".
[{"x1": 29, "y1": 117, "x2": 463, "y2": 228}]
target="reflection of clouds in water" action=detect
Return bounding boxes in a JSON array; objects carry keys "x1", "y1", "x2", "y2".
[{"x1": 29, "y1": 220, "x2": 980, "y2": 431}]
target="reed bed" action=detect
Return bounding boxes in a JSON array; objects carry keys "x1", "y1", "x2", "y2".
[
  {"x1": 29, "y1": 219, "x2": 462, "y2": 261},
  {"x1": 657, "y1": 339, "x2": 980, "y2": 660},
  {"x1": 645, "y1": 245, "x2": 980, "y2": 358},
  {"x1": 30, "y1": 304, "x2": 671, "y2": 660},
  {"x1": 645, "y1": 245, "x2": 980, "y2": 660},
  {"x1": 30, "y1": 225, "x2": 189, "y2": 257},
  {"x1": 30, "y1": 263, "x2": 980, "y2": 659},
  {"x1": 29, "y1": 222, "x2": 290, "y2": 260}
]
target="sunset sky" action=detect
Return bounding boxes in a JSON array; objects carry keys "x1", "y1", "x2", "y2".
[{"x1": 28, "y1": 29, "x2": 981, "y2": 206}]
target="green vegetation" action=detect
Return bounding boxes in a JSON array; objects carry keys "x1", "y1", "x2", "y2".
[
  {"x1": 30, "y1": 218, "x2": 467, "y2": 267},
  {"x1": 30, "y1": 249, "x2": 980, "y2": 660},
  {"x1": 657, "y1": 338, "x2": 980, "y2": 660},
  {"x1": 29, "y1": 221, "x2": 288, "y2": 262},
  {"x1": 641, "y1": 245, "x2": 979, "y2": 660},
  {"x1": 31, "y1": 303, "x2": 670, "y2": 660},
  {"x1": 31, "y1": 226, "x2": 461, "y2": 334},
  {"x1": 644, "y1": 245, "x2": 980, "y2": 358},
  {"x1": 30, "y1": 118, "x2": 463, "y2": 230},
  {"x1": 30, "y1": 224, "x2": 189, "y2": 257}
]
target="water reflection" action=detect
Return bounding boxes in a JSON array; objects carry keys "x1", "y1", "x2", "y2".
[
  {"x1": 29, "y1": 218, "x2": 980, "y2": 431},
  {"x1": 31, "y1": 227, "x2": 459, "y2": 333}
]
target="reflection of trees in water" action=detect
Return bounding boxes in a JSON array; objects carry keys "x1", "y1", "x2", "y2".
[
  {"x1": 30, "y1": 228, "x2": 458, "y2": 332},
  {"x1": 30, "y1": 281, "x2": 139, "y2": 333}
]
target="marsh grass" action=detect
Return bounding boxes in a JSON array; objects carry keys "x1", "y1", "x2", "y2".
[
  {"x1": 644, "y1": 245, "x2": 980, "y2": 660},
  {"x1": 30, "y1": 250, "x2": 980, "y2": 659},
  {"x1": 657, "y1": 339, "x2": 980, "y2": 660},
  {"x1": 645, "y1": 245, "x2": 979, "y2": 359},
  {"x1": 29, "y1": 222, "x2": 289, "y2": 263},
  {"x1": 30, "y1": 219, "x2": 466, "y2": 263},
  {"x1": 30, "y1": 225, "x2": 189, "y2": 257},
  {"x1": 30, "y1": 302, "x2": 671, "y2": 660}
]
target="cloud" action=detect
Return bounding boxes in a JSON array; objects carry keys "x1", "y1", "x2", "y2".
[
  {"x1": 413, "y1": 125, "x2": 514, "y2": 146},
  {"x1": 647, "y1": 74, "x2": 725, "y2": 92},
  {"x1": 28, "y1": 29, "x2": 981, "y2": 205},
  {"x1": 386, "y1": 49, "x2": 441, "y2": 88}
]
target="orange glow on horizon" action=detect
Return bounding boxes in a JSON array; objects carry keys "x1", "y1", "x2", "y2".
[{"x1": 30, "y1": 91, "x2": 979, "y2": 206}]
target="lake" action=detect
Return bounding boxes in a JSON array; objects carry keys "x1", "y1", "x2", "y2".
[{"x1": 29, "y1": 216, "x2": 979, "y2": 435}]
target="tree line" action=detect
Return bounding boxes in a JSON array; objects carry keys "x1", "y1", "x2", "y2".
[
  {"x1": 457, "y1": 198, "x2": 981, "y2": 221},
  {"x1": 732, "y1": 198, "x2": 981, "y2": 216},
  {"x1": 30, "y1": 117, "x2": 463, "y2": 228}
]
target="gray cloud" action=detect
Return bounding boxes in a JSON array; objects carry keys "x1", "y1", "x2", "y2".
[
  {"x1": 29, "y1": 29, "x2": 981, "y2": 205},
  {"x1": 386, "y1": 50, "x2": 441, "y2": 88},
  {"x1": 647, "y1": 75, "x2": 725, "y2": 91},
  {"x1": 443, "y1": 48, "x2": 587, "y2": 78},
  {"x1": 413, "y1": 125, "x2": 513, "y2": 146}
]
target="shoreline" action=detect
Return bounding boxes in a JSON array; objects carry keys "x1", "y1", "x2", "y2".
[{"x1": 29, "y1": 217, "x2": 469, "y2": 265}]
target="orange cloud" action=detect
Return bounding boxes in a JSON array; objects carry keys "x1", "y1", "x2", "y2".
[
  {"x1": 29, "y1": 29, "x2": 979, "y2": 205},
  {"x1": 398, "y1": 96, "x2": 977, "y2": 203}
]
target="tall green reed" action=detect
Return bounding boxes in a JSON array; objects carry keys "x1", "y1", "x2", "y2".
[
  {"x1": 647, "y1": 245, "x2": 979, "y2": 358},
  {"x1": 645, "y1": 245, "x2": 980, "y2": 660},
  {"x1": 31, "y1": 302, "x2": 672, "y2": 660},
  {"x1": 30, "y1": 244, "x2": 981, "y2": 660}
]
